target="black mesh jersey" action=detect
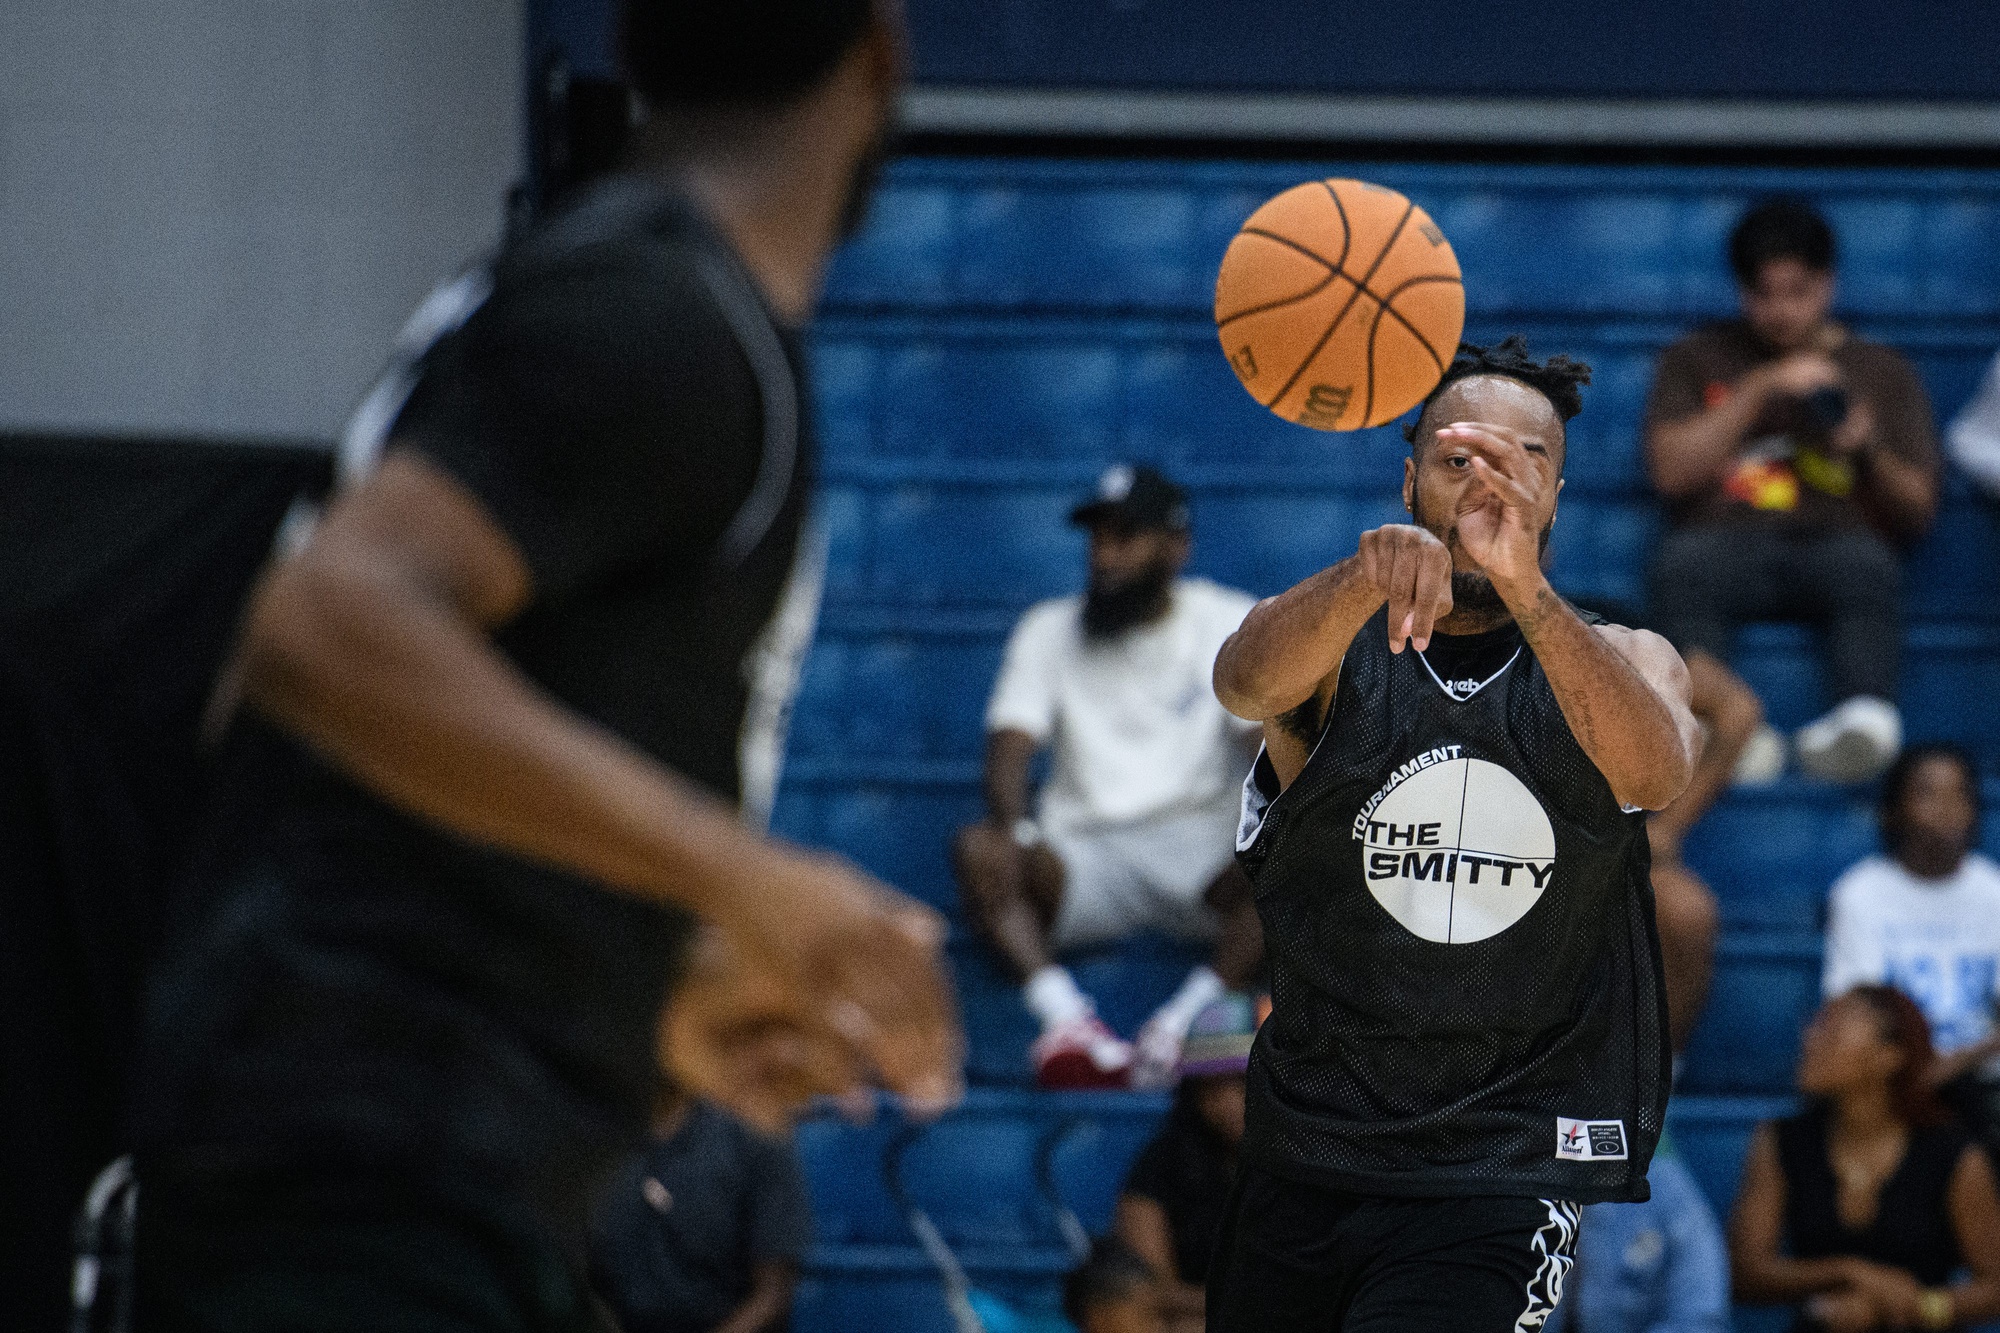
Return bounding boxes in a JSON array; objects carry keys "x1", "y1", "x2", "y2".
[{"x1": 1236, "y1": 607, "x2": 1670, "y2": 1205}]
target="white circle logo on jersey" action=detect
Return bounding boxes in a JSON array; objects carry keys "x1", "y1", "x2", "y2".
[{"x1": 1357, "y1": 755, "x2": 1556, "y2": 943}]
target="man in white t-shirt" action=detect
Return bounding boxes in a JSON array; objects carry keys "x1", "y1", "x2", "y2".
[
  {"x1": 1823, "y1": 742, "x2": 2000, "y2": 1146},
  {"x1": 954, "y1": 464, "x2": 1262, "y2": 1089}
]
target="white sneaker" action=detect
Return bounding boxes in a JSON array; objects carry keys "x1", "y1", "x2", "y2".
[
  {"x1": 1731, "y1": 723, "x2": 1787, "y2": 786},
  {"x1": 1794, "y1": 696, "x2": 1902, "y2": 784}
]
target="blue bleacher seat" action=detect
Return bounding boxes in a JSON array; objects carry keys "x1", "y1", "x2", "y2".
[
  {"x1": 795, "y1": 1091, "x2": 1170, "y2": 1333},
  {"x1": 1682, "y1": 784, "x2": 1876, "y2": 931},
  {"x1": 1679, "y1": 934, "x2": 1823, "y2": 1095}
]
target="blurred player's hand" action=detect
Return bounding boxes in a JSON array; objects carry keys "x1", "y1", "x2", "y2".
[
  {"x1": 1356, "y1": 523, "x2": 1453, "y2": 653},
  {"x1": 674, "y1": 845, "x2": 962, "y2": 1127}
]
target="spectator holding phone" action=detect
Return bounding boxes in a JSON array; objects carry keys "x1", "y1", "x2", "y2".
[{"x1": 1645, "y1": 198, "x2": 1941, "y2": 783}]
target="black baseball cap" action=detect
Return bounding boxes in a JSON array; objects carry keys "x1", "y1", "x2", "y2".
[{"x1": 1068, "y1": 463, "x2": 1191, "y2": 533}]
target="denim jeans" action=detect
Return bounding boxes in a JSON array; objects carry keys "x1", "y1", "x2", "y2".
[{"x1": 1545, "y1": 1152, "x2": 1729, "y2": 1333}]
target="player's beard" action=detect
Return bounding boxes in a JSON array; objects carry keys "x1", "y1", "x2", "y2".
[{"x1": 1083, "y1": 558, "x2": 1174, "y2": 639}]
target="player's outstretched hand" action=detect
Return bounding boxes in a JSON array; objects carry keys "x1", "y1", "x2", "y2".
[
  {"x1": 685, "y1": 842, "x2": 963, "y2": 1125},
  {"x1": 1356, "y1": 523, "x2": 1453, "y2": 653}
]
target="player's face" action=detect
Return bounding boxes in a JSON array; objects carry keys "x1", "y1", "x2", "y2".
[
  {"x1": 1796, "y1": 995, "x2": 1902, "y2": 1098},
  {"x1": 1895, "y1": 754, "x2": 1978, "y2": 877},
  {"x1": 1740, "y1": 257, "x2": 1834, "y2": 351},
  {"x1": 1405, "y1": 377, "x2": 1562, "y2": 583}
]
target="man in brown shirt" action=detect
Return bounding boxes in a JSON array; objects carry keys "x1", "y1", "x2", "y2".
[{"x1": 1645, "y1": 197, "x2": 1940, "y2": 783}]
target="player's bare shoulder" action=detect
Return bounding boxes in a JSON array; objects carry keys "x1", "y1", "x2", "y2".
[{"x1": 1590, "y1": 621, "x2": 1691, "y2": 703}]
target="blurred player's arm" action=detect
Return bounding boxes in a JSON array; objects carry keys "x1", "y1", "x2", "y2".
[
  {"x1": 1448, "y1": 423, "x2": 1697, "y2": 811},
  {"x1": 1213, "y1": 524, "x2": 1452, "y2": 785},
  {"x1": 233, "y1": 451, "x2": 960, "y2": 1119}
]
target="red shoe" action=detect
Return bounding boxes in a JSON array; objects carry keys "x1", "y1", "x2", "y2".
[{"x1": 1032, "y1": 1014, "x2": 1134, "y2": 1089}]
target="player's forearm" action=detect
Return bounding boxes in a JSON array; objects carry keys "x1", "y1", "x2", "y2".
[
  {"x1": 239, "y1": 552, "x2": 780, "y2": 926},
  {"x1": 1214, "y1": 557, "x2": 1380, "y2": 720},
  {"x1": 1504, "y1": 578, "x2": 1694, "y2": 810}
]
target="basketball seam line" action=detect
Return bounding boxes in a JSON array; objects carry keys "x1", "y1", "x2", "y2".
[
  {"x1": 1238, "y1": 220, "x2": 1455, "y2": 317},
  {"x1": 1264, "y1": 200, "x2": 1416, "y2": 417},
  {"x1": 1372, "y1": 274, "x2": 1462, "y2": 367},
  {"x1": 1216, "y1": 267, "x2": 1342, "y2": 331},
  {"x1": 1221, "y1": 233, "x2": 1459, "y2": 349},
  {"x1": 1236, "y1": 226, "x2": 1335, "y2": 275},
  {"x1": 1319, "y1": 179, "x2": 1354, "y2": 273},
  {"x1": 1360, "y1": 278, "x2": 1454, "y2": 425}
]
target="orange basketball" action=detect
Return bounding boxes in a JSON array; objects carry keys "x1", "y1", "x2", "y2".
[{"x1": 1215, "y1": 179, "x2": 1464, "y2": 431}]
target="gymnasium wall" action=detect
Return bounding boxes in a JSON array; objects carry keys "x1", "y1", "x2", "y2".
[
  {"x1": 527, "y1": 0, "x2": 2000, "y2": 101},
  {"x1": 0, "y1": 0, "x2": 524, "y2": 441}
]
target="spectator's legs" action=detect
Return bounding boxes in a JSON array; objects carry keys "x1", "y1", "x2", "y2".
[
  {"x1": 1787, "y1": 528, "x2": 1903, "y2": 781},
  {"x1": 1646, "y1": 525, "x2": 1788, "y2": 669},
  {"x1": 952, "y1": 823, "x2": 1063, "y2": 980},
  {"x1": 955, "y1": 823, "x2": 1134, "y2": 1086},
  {"x1": 1651, "y1": 860, "x2": 1720, "y2": 1054},
  {"x1": 1786, "y1": 527, "x2": 1902, "y2": 705}
]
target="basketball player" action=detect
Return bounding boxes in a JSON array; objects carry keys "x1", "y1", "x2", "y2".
[
  {"x1": 1207, "y1": 338, "x2": 1699, "y2": 1332},
  {"x1": 127, "y1": 3, "x2": 958, "y2": 1330}
]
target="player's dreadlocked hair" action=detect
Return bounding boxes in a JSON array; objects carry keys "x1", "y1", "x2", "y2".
[{"x1": 1405, "y1": 335, "x2": 1594, "y2": 446}]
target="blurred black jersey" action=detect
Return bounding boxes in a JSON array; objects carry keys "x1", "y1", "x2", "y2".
[
  {"x1": 1236, "y1": 607, "x2": 1669, "y2": 1205},
  {"x1": 131, "y1": 175, "x2": 817, "y2": 1246}
]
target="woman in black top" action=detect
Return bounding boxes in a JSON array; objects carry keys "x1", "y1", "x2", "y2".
[{"x1": 1731, "y1": 985, "x2": 2000, "y2": 1331}]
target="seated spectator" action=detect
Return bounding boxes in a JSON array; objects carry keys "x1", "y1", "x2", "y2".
[
  {"x1": 955, "y1": 464, "x2": 1262, "y2": 1088},
  {"x1": 1947, "y1": 349, "x2": 2000, "y2": 498},
  {"x1": 590, "y1": 1084, "x2": 810, "y2": 1333},
  {"x1": 1824, "y1": 744, "x2": 2000, "y2": 1153},
  {"x1": 1113, "y1": 995, "x2": 1255, "y2": 1333},
  {"x1": 1645, "y1": 197, "x2": 1941, "y2": 783},
  {"x1": 1729, "y1": 986, "x2": 2000, "y2": 1331},
  {"x1": 1064, "y1": 1235, "x2": 1168, "y2": 1333}
]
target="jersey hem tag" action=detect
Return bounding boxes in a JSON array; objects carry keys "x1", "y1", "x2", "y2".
[{"x1": 1555, "y1": 1117, "x2": 1628, "y2": 1161}]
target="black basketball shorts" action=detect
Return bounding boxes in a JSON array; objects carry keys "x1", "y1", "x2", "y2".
[{"x1": 1206, "y1": 1162, "x2": 1579, "y2": 1333}]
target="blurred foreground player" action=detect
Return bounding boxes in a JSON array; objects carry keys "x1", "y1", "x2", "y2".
[
  {"x1": 129, "y1": 3, "x2": 959, "y2": 1330},
  {"x1": 1209, "y1": 339, "x2": 1696, "y2": 1332}
]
